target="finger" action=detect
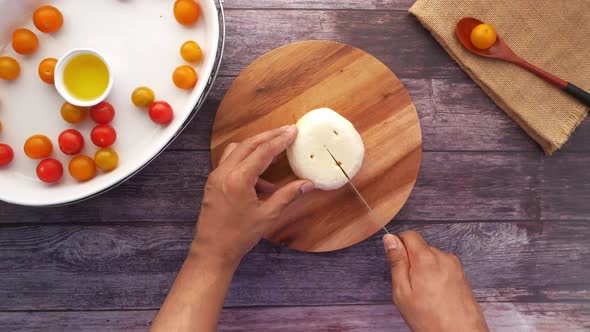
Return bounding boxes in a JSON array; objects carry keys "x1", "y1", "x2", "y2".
[
  {"x1": 255, "y1": 178, "x2": 277, "y2": 193},
  {"x1": 241, "y1": 125, "x2": 298, "y2": 179},
  {"x1": 219, "y1": 143, "x2": 239, "y2": 165},
  {"x1": 399, "y1": 230, "x2": 431, "y2": 265},
  {"x1": 222, "y1": 126, "x2": 292, "y2": 166},
  {"x1": 263, "y1": 180, "x2": 314, "y2": 217},
  {"x1": 383, "y1": 234, "x2": 411, "y2": 297}
]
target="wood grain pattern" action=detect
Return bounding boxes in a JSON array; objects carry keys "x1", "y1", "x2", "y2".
[
  {"x1": 1, "y1": 303, "x2": 588, "y2": 332},
  {"x1": 219, "y1": 10, "x2": 464, "y2": 78},
  {"x1": 2, "y1": 152, "x2": 590, "y2": 223},
  {"x1": 164, "y1": 77, "x2": 590, "y2": 152},
  {"x1": 224, "y1": 0, "x2": 414, "y2": 10},
  {"x1": 212, "y1": 41, "x2": 422, "y2": 252},
  {"x1": 0, "y1": 221, "x2": 588, "y2": 310}
]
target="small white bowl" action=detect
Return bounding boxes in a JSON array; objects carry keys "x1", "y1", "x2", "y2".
[{"x1": 54, "y1": 48, "x2": 113, "y2": 107}]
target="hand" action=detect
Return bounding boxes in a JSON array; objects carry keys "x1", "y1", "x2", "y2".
[
  {"x1": 383, "y1": 231, "x2": 489, "y2": 332},
  {"x1": 192, "y1": 125, "x2": 314, "y2": 268}
]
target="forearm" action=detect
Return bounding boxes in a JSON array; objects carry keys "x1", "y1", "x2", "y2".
[{"x1": 151, "y1": 242, "x2": 238, "y2": 332}]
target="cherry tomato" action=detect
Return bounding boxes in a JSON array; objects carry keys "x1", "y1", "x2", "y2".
[
  {"x1": 60, "y1": 102, "x2": 87, "y2": 124},
  {"x1": 173, "y1": 0, "x2": 201, "y2": 26},
  {"x1": 0, "y1": 144, "x2": 14, "y2": 166},
  {"x1": 90, "y1": 101, "x2": 115, "y2": 124},
  {"x1": 24, "y1": 135, "x2": 53, "y2": 159},
  {"x1": 131, "y1": 87, "x2": 155, "y2": 108},
  {"x1": 470, "y1": 23, "x2": 497, "y2": 50},
  {"x1": 36, "y1": 158, "x2": 63, "y2": 183},
  {"x1": 172, "y1": 65, "x2": 198, "y2": 89},
  {"x1": 91, "y1": 124, "x2": 116, "y2": 147},
  {"x1": 38, "y1": 58, "x2": 57, "y2": 84},
  {"x1": 0, "y1": 56, "x2": 20, "y2": 80},
  {"x1": 68, "y1": 155, "x2": 96, "y2": 181},
  {"x1": 12, "y1": 28, "x2": 39, "y2": 55},
  {"x1": 33, "y1": 5, "x2": 63, "y2": 33},
  {"x1": 58, "y1": 129, "x2": 84, "y2": 155},
  {"x1": 94, "y1": 148, "x2": 119, "y2": 172},
  {"x1": 180, "y1": 40, "x2": 203, "y2": 62},
  {"x1": 149, "y1": 101, "x2": 174, "y2": 125}
]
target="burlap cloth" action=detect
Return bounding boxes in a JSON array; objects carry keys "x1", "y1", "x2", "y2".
[{"x1": 409, "y1": 0, "x2": 589, "y2": 154}]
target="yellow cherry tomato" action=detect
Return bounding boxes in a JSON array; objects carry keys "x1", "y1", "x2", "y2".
[
  {"x1": 470, "y1": 23, "x2": 497, "y2": 50},
  {"x1": 38, "y1": 58, "x2": 57, "y2": 84},
  {"x1": 180, "y1": 40, "x2": 203, "y2": 62},
  {"x1": 174, "y1": 0, "x2": 201, "y2": 26},
  {"x1": 69, "y1": 155, "x2": 96, "y2": 181},
  {"x1": 24, "y1": 134, "x2": 53, "y2": 159},
  {"x1": 0, "y1": 56, "x2": 20, "y2": 80},
  {"x1": 60, "y1": 102, "x2": 87, "y2": 124},
  {"x1": 94, "y1": 148, "x2": 119, "y2": 172},
  {"x1": 12, "y1": 28, "x2": 39, "y2": 55},
  {"x1": 131, "y1": 86, "x2": 155, "y2": 108},
  {"x1": 172, "y1": 65, "x2": 198, "y2": 89}
]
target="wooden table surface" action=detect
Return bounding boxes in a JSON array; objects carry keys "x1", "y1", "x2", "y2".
[{"x1": 1, "y1": 1, "x2": 589, "y2": 331}]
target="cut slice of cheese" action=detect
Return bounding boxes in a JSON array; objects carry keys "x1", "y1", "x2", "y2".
[{"x1": 287, "y1": 108, "x2": 365, "y2": 190}]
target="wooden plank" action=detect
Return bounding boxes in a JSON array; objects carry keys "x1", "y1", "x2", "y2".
[
  {"x1": 0, "y1": 221, "x2": 588, "y2": 310},
  {"x1": 4, "y1": 151, "x2": 590, "y2": 223},
  {"x1": 540, "y1": 154, "x2": 590, "y2": 220},
  {"x1": 219, "y1": 10, "x2": 464, "y2": 78},
  {"x1": 0, "y1": 303, "x2": 589, "y2": 332},
  {"x1": 168, "y1": 76, "x2": 590, "y2": 152},
  {"x1": 224, "y1": 0, "x2": 414, "y2": 10}
]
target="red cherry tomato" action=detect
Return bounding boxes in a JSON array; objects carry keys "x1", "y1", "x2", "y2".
[
  {"x1": 91, "y1": 124, "x2": 116, "y2": 147},
  {"x1": 90, "y1": 101, "x2": 115, "y2": 124},
  {"x1": 149, "y1": 101, "x2": 174, "y2": 125},
  {"x1": 58, "y1": 129, "x2": 85, "y2": 155},
  {"x1": 0, "y1": 144, "x2": 14, "y2": 166},
  {"x1": 36, "y1": 158, "x2": 63, "y2": 183}
]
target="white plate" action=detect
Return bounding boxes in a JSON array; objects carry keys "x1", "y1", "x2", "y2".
[{"x1": 0, "y1": 0, "x2": 223, "y2": 206}]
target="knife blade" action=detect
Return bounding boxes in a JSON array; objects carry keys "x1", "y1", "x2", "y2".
[{"x1": 323, "y1": 145, "x2": 390, "y2": 234}]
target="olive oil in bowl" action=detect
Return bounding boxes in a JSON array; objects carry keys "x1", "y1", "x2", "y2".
[
  {"x1": 55, "y1": 49, "x2": 113, "y2": 106},
  {"x1": 63, "y1": 54, "x2": 109, "y2": 101}
]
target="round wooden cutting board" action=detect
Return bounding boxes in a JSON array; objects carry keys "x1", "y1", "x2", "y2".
[{"x1": 211, "y1": 40, "x2": 422, "y2": 252}]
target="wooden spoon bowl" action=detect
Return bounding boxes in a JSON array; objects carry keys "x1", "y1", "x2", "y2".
[{"x1": 455, "y1": 17, "x2": 590, "y2": 106}]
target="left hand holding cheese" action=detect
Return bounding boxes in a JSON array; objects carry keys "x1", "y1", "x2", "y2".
[{"x1": 194, "y1": 125, "x2": 315, "y2": 267}]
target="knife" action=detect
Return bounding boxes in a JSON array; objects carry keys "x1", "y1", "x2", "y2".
[{"x1": 323, "y1": 145, "x2": 390, "y2": 234}]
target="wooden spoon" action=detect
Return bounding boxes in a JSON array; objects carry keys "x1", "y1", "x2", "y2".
[{"x1": 455, "y1": 17, "x2": 590, "y2": 107}]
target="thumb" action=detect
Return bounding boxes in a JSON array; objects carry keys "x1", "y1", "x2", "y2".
[
  {"x1": 264, "y1": 180, "x2": 314, "y2": 216},
  {"x1": 383, "y1": 234, "x2": 411, "y2": 295}
]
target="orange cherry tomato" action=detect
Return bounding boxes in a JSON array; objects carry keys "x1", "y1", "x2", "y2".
[
  {"x1": 38, "y1": 58, "x2": 57, "y2": 84},
  {"x1": 12, "y1": 28, "x2": 39, "y2": 55},
  {"x1": 0, "y1": 56, "x2": 20, "y2": 80},
  {"x1": 60, "y1": 102, "x2": 87, "y2": 124},
  {"x1": 180, "y1": 40, "x2": 203, "y2": 62},
  {"x1": 33, "y1": 5, "x2": 64, "y2": 33},
  {"x1": 68, "y1": 155, "x2": 96, "y2": 181},
  {"x1": 470, "y1": 23, "x2": 497, "y2": 50},
  {"x1": 94, "y1": 148, "x2": 119, "y2": 172},
  {"x1": 24, "y1": 134, "x2": 53, "y2": 159},
  {"x1": 131, "y1": 86, "x2": 155, "y2": 108},
  {"x1": 172, "y1": 65, "x2": 197, "y2": 89},
  {"x1": 173, "y1": 0, "x2": 201, "y2": 26}
]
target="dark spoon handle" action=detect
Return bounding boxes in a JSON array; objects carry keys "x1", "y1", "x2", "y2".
[{"x1": 564, "y1": 83, "x2": 590, "y2": 107}]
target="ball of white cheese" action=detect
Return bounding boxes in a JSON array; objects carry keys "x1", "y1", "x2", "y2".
[{"x1": 287, "y1": 108, "x2": 365, "y2": 190}]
